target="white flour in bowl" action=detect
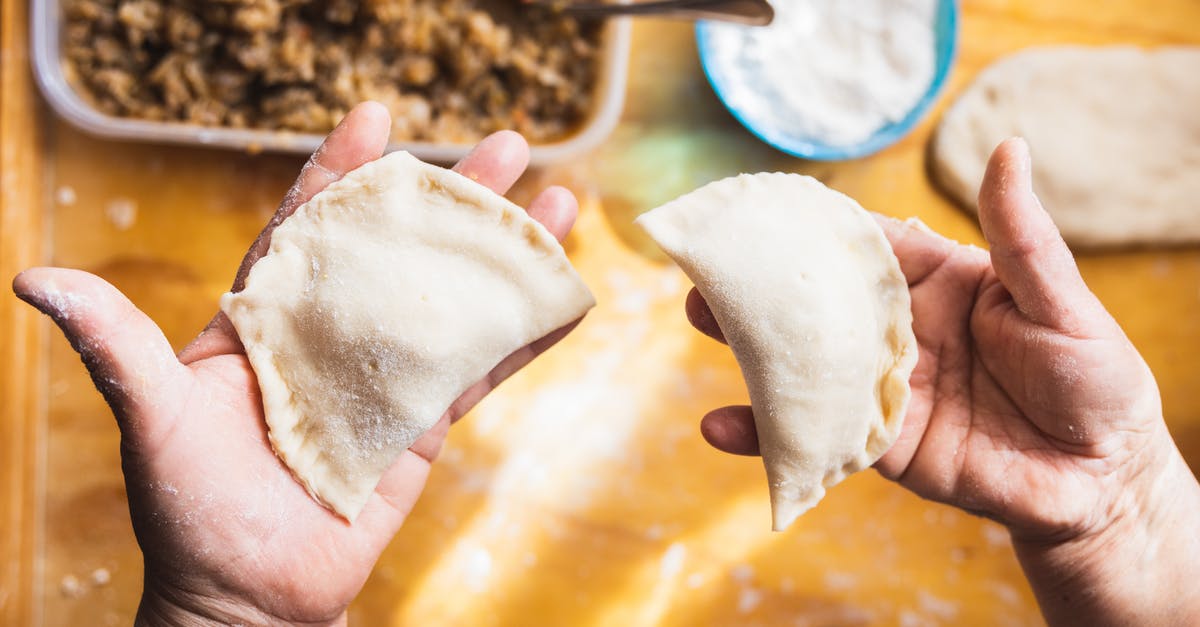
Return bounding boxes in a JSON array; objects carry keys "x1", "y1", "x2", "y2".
[{"x1": 705, "y1": 0, "x2": 938, "y2": 147}]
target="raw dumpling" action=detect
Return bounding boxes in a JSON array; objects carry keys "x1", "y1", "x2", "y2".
[
  {"x1": 637, "y1": 174, "x2": 917, "y2": 531},
  {"x1": 931, "y1": 46, "x2": 1200, "y2": 247},
  {"x1": 221, "y1": 151, "x2": 595, "y2": 521}
]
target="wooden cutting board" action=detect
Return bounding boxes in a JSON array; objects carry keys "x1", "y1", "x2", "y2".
[{"x1": 3, "y1": 1, "x2": 1199, "y2": 625}]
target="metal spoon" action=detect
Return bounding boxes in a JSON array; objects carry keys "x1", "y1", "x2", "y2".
[{"x1": 524, "y1": 0, "x2": 774, "y2": 26}]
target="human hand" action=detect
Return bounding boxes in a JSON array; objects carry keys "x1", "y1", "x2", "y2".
[
  {"x1": 12, "y1": 102, "x2": 583, "y2": 626},
  {"x1": 692, "y1": 138, "x2": 1200, "y2": 625}
]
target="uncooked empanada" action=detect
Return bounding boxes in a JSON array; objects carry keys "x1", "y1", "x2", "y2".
[
  {"x1": 637, "y1": 173, "x2": 917, "y2": 531},
  {"x1": 931, "y1": 46, "x2": 1200, "y2": 247},
  {"x1": 221, "y1": 151, "x2": 595, "y2": 521}
]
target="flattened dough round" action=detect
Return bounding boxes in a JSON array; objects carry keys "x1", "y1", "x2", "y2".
[
  {"x1": 637, "y1": 173, "x2": 918, "y2": 531},
  {"x1": 221, "y1": 151, "x2": 595, "y2": 521},
  {"x1": 932, "y1": 46, "x2": 1200, "y2": 247}
]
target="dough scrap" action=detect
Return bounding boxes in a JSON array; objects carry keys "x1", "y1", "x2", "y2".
[
  {"x1": 931, "y1": 46, "x2": 1200, "y2": 247},
  {"x1": 637, "y1": 174, "x2": 917, "y2": 531},
  {"x1": 221, "y1": 151, "x2": 595, "y2": 521}
]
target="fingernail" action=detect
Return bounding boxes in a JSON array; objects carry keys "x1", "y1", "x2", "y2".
[
  {"x1": 903, "y1": 216, "x2": 937, "y2": 236},
  {"x1": 1002, "y1": 137, "x2": 1034, "y2": 201},
  {"x1": 1010, "y1": 138, "x2": 1050, "y2": 213},
  {"x1": 1013, "y1": 136, "x2": 1032, "y2": 176}
]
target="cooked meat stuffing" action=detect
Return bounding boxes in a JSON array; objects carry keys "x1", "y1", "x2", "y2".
[{"x1": 63, "y1": 0, "x2": 603, "y2": 143}]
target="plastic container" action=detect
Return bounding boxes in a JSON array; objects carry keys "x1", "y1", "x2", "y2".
[
  {"x1": 696, "y1": 0, "x2": 957, "y2": 161},
  {"x1": 31, "y1": 2, "x2": 631, "y2": 165}
]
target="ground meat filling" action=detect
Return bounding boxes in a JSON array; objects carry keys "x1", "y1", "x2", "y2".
[{"x1": 63, "y1": 0, "x2": 602, "y2": 143}]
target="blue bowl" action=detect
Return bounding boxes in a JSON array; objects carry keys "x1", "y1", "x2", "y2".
[{"x1": 696, "y1": 0, "x2": 959, "y2": 161}]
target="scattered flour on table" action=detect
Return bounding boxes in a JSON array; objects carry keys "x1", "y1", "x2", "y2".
[
  {"x1": 605, "y1": 268, "x2": 681, "y2": 314},
  {"x1": 917, "y1": 590, "x2": 960, "y2": 620},
  {"x1": 991, "y1": 582, "x2": 1021, "y2": 605},
  {"x1": 737, "y1": 587, "x2": 764, "y2": 614},
  {"x1": 90, "y1": 568, "x2": 111, "y2": 586},
  {"x1": 464, "y1": 317, "x2": 653, "y2": 511},
  {"x1": 464, "y1": 545, "x2": 493, "y2": 592},
  {"x1": 823, "y1": 570, "x2": 858, "y2": 592},
  {"x1": 728, "y1": 564, "x2": 763, "y2": 614},
  {"x1": 56, "y1": 185, "x2": 77, "y2": 206},
  {"x1": 105, "y1": 197, "x2": 138, "y2": 230},
  {"x1": 1152, "y1": 256, "x2": 1173, "y2": 278},
  {"x1": 948, "y1": 547, "x2": 968, "y2": 564},
  {"x1": 730, "y1": 564, "x2": 755, "y2": 583},
  {"x1": 659, "y1": 543, "x2": 687, "y2": 579},
  {"x1": 49, "y1": 379, "x2": 70, "y2": 397},
  {"x1": 59, "y1": 575, "x2": 85, "y2": 599},
  {"x1": 705, "y1": 0, "x2": 938, "y2": 146},
  {"x1": 981, "y1": 522, "x2": 1009, "y2": 547},
  {"x1": 796, "y1": 606, "x2": 875, "y2": 626}
]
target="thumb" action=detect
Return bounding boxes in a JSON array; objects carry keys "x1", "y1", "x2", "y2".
[
  {"x1": 12, "y1": 267, "x2": 188, "y2": 444},
  {"x1": 977, "y1": 138, "x2": 1109, "y2": 334}
]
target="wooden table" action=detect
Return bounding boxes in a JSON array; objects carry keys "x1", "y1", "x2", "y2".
[{"x1": 3, "y1": 1, "x2": 1199, "y2": 625}]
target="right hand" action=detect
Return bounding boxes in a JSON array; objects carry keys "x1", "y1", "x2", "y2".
[{"x1": 692, "y1": 138, "x2": 1200, "y2": 626}]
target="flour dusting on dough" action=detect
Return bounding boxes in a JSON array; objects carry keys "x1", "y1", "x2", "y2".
[
  {"x1": 221, "y1": 151, "x2": 595, "y2": 520},
  {"x1": 637, "y1": 173, "x2": 917, "y2": 530}
]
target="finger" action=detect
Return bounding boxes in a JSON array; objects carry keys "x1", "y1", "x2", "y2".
[
  {"x1": 526, "y1": 186, "x2": 578, "y2": 242},
  {"x1": 686, "y1": 288, "x2": 727, "y2": 344},
  {"x1": 400, "y1": 181, "x2": 582, "y2": 423},
  {"x1": 188, "y1": 133, "x2": 551, "y2": 364},
  {"x1": 452, "y1": 130, "x2": 531, "y2": 195},
  {"x1": 407, "y1": 415, "x2": 452, "y2": 465},
  {"x1": 12, "y1": 268, "x2": 187, "y2": 439},
  {"x1": 357, "y1": 442, "x2": 442, "y2": 545},
  {"x1": 700, "y1": 406, "x2": 760, "y2": 456},
  {"x1": 177, "y1": 312, "x2": 242, "y2": 364},
  {"x1": 872, "y1": 214, "x2": 964, "y2": 287},
  {"x1": 183, "y1": 183, "x2": 580, "y2": 365},
  {"x1": 445, "y1": 319, "x2": 583, "y2": 422},
  {"x1": 977, "y1": 137, "x2": 1104, "y2": 333},
  {"x1": 195, "y1": 103, "x2": 391, "y2": 361},
  {"x1": 232, "y1": 101, "x2": 392, "y2": 292},
  {"x1": 392, "y1": 176, "x2": 576, "y2": 424}
]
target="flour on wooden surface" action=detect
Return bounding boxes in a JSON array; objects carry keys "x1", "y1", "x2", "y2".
[{"x1": 105, "y1": 197, "x2": 138, "y2": 230}]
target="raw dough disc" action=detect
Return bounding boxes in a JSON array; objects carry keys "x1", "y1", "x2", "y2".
[
  {"x1": 637, "y1": 173, "x2": 918, "y2": 531},
  {"x1": 931, "y1": 46, "x2": 1200, "y2": 247},
  {"x1": 222, "y1": 151, "x2": 595, "y2": 521}
]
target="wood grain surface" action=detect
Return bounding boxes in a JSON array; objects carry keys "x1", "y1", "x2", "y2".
[
  {"x1": 5, "y1": 1, "x2": 1200, "y2": 625},
  {"x1": 0, "y1": 0, "x2": 46, "y2": 624}
]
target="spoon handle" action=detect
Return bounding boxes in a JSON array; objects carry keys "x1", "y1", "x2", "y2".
[{"x1": 535, "y1": 0, "x2": 774, "y2": 26}]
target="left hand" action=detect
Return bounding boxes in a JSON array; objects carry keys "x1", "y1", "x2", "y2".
[{"x1": 12, "y1": 102, "x2": 582, "y2": 627}]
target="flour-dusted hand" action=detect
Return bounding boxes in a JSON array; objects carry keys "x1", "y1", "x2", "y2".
[
  {"x1": 12, "y1": 102, "x2": 586, "y2": 627},
  {"x1": 693, "y1": 138, "x2": 1200, "y2": 626}
]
